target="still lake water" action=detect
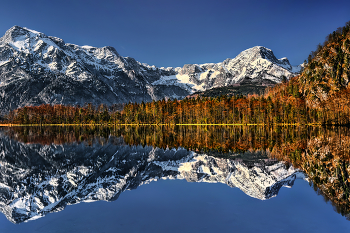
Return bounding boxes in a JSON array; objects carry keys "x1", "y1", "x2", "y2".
[{"x1": 0, "y1": 126, "x2": 349, "y2": 232}]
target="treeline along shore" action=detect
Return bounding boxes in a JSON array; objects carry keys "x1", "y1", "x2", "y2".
[
  {"x1": 0, "y1": 85, "x2": 349, "y2": 126},
  {"x1": 0, "y1": 93, "x2": 326, "y2": 125}
]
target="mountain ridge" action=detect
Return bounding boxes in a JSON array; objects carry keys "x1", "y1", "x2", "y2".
[{"x1": 0, "y1": 26, "x2": 301, "y2": 113}]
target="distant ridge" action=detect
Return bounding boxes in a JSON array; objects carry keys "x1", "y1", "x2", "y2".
[{"x1": 0, "y1": 26, "x2": 301, "y2": 113}]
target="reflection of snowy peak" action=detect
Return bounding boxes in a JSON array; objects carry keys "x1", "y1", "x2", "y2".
[
  {"x1": 0, "y1": 134, "x2": 304, "y2": 223},
  {"x1": 0, "y1": 135, "x2": 191, "y2": 223},
  {"x1": 0, "y1": 26, "x2": 301, "y2": 113},
  {"x1": 176, "y1": 154, "x2": 304, "y2": 200}
]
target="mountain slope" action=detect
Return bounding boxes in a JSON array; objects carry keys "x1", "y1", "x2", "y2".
[
  {"x1": 294, "y1": 21, "x2": 350, "y2": 107},
  {"x1": 0, "y1": 26, "x2": 301, "y2": 113}
]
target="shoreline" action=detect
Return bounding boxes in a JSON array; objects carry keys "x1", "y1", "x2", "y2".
[{"x1": 0, "y1": 123, "x2": 324, "y2": 127}]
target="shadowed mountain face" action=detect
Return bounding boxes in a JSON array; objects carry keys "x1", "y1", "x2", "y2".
[
  {"x1": 0, "y1": 26, "x2": 300, "y2": 113},
  {"x1": 0, "y1": 130, "x2": 303, "y2": 224}
]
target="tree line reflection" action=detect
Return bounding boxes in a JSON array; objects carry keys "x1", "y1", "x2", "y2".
[{"x1": 1, "y1": 125, "x2": 350, "y2": 219}]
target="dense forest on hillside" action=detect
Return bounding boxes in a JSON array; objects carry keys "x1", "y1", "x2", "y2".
[{"x1": 1, "y1": 21, "x2": 350, "y2": 126}]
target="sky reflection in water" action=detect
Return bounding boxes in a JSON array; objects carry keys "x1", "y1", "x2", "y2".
[{"x1": 0, "y1": 180, "x2": 349, "y2": 233}]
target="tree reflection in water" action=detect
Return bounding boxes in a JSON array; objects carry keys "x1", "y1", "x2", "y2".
[{"x1": 2, "y1": 125, "x2": 350, "y2": 220}]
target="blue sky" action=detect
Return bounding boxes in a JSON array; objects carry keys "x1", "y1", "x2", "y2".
[{"x1": 0, "y1": 0, "x2": 349, "y2": 67}]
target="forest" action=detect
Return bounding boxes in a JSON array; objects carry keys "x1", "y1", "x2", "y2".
[{"x1": 2, "y1": 78, "x2": 349, "y2": 126}]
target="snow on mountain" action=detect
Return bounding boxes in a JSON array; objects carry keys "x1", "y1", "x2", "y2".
[
  {"x1": 0, "y1": 26, "x2": 301, "y2": 113},
  {"x1": 0, "y1": 26, "x2": 183, "y2": 113},
  {"x1": 154, "y1": 46, "x2": 302, "y2": 92},
  {"x1": 0, "y1": 133, "x2": 304, "y2": 223}
]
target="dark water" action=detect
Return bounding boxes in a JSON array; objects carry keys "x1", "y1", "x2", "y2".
[{"x1": 0, "y1": 126, "x2": 349, "y2": 232}]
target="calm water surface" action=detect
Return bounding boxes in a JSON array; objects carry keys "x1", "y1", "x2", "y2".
[{"x1": 0, "y1": 126, "x2": 349, "y2": 233}]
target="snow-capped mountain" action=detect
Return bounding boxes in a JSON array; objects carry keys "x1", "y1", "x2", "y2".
[
  {"x1": 0, "y1": 26, "x2": 301, "y2": 113},
  {"x1": 154, "y1": 46, "x2": 302, "y2": 92},
  {"x1": 0, "y1": 132, "x2": 304, "y2": 223}
]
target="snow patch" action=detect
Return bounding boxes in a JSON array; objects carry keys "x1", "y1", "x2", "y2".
[
  {"x1": 23, "y1": 27, "x2": 41, "y2": 35},
  {"x1": 0, "y1": 60, "x2": 9, "y2": 66},
  {"x1": 81, "y1": 45, "x2": 95, "y2": 50}
]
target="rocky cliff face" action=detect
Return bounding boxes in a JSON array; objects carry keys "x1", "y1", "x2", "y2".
[
  {"x1": 0, "y1": 132, "x2": 303, "y2": 223},
  {"x1": 0, "y1": 26, "x2": 301, "y2": 113}
]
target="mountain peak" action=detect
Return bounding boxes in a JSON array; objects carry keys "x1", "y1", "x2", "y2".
[
  {"x1": 242, "y1": 45, "x2": 271, "y2": 54},
  {"x1": 233, "y1": 46, "x2": 297, "y2": 73},
  {"x1": 101, "y1": 45, "x2": 121, "y2": 57},
  {"x1": 0, "y1": 26, "x2": 50, "y2": 53},
  {"x1": 239, "y1": 46, "x2": 276, "y2": 60},
  {"x1": 2, "y1": 26, "x2": 45, "y2": 41}
]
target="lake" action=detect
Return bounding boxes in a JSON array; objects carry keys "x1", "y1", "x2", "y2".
[{"x1": 0, "y1": 125, "x2": 349, "y2": 232}]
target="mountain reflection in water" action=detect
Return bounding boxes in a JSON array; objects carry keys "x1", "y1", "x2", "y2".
[{"x1": 0, "y1": 125, "x2": 349, "y2": 223}]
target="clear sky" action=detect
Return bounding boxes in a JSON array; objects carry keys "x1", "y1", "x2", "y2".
[{"x1": 0, "y1": 0, "x2": 349, "y2": 67}]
